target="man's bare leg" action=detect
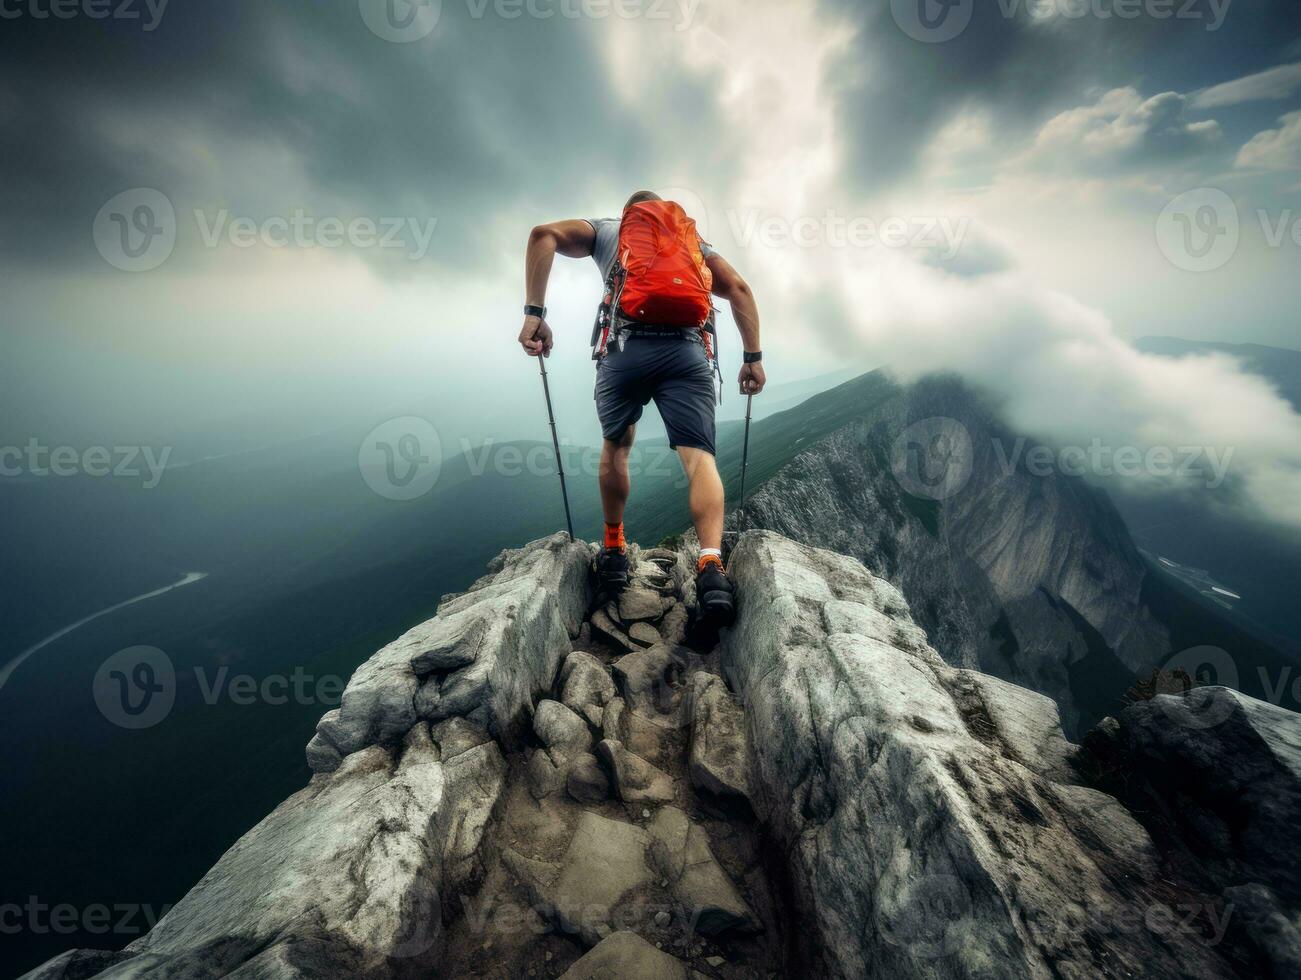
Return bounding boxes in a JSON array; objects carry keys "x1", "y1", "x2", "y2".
[
  {"x1": 599, "y1": 426, "x2": 636, "y2": 527},
  {"x1": 677, "y1": 446, "x2": 725, "y2": 551}
]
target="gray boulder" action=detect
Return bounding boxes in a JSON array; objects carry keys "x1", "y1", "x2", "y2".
[
  {"x1": 534, "y1": 699, "x2": 592, "y2": 766},
  {"x1": 647, "y1": 807, "x2": 759, "y2": 936},
  {"x1": 309, "y1": 533, "x2": 592, "y2": 771},
  {"x1": 1114, "y1": 686, "x2": 1301, "y2": 907},
  {"x1": 566, "y1": 752, "x2": 610, "y2": 804},
  {"x1": 60, "y1": 725, "x2": 450, "y2": 978},
  {"x1": 598, "y1": 739, "x2": 675, "y2": 805},
  {"x1": 687, "y1": 673, "x2": 753, "y2": 809},
  {"x1": 559, "y1": 931, "x2": 697, "y2": 980},
  {"x1": 560, "y1": 651, "x2": 616, "y2": 728}
]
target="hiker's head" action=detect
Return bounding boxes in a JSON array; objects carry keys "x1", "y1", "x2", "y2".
[{"x1": 624, "y1": 190, "x2": 662, "y2": 210}]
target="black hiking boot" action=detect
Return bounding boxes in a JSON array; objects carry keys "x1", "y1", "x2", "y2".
[
  {"x1": 695, "y1": 557, "x2": 736, "y2": 626},
  {"x1": 595, "y1": 547, "x2": 630, "y2": 600}
]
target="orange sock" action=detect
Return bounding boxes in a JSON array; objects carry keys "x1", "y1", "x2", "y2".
[
  {"x1": 604, "y1": 522, "x2": 626, "y2": 551},
  {"x1": 697, "y1": 552, "x2": 724, "y2": 573}
]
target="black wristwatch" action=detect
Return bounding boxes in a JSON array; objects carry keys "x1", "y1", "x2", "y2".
[
  {"x1": 523, "y1": 304, "x2": 547, "y2": 319},
  {"x1": 743, "y1": 350, "x2": 763, "y2": 363}
]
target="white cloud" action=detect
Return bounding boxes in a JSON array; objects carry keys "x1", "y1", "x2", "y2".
[
  {"x1": 1236, "y1": 111, "x2": 1301, "y2": 171},
  {"x1": 1023, "y1": 88, "x2": 1222, "y2": 172},
  {"x1": 1193, "y1": 62, "x2": 1301, "y2": 108},
  {"x1": 821, "y1": 254, "x2": 1301, "y2": 526}
]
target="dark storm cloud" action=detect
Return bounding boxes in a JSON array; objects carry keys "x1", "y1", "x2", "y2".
[
  {"x1": 818, "y1": 0, "x2": 1301, "y2": 192},
  {"x1": 0, "y1": 0, "x2": 727, "y2": 272}
]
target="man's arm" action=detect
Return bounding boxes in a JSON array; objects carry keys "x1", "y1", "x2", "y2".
[
  {"x1": 519, "y1": 220, "x2": 596, "y2": 357},
  {"x1": 706, "y1": 253, "x2": 767, "y2": 394}
]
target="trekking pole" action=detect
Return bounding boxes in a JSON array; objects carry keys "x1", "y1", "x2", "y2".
[
  {"x1": 537, "y1": 355, "x2": 575, "y2": 541},
  {"x1": 736, "y1": 393, "x2": 754, "y2": 526}
]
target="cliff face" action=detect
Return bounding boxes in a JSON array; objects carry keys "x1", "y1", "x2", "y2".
[
  {"x1": 25, "y1": 532, "x2": 1301, "y2": 980},
  {"x1": 731, "y1": 375, "x2": 1170, "y2": 737}
]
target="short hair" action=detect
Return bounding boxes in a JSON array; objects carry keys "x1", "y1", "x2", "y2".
[{"x1": 624, "y1": 190, "x2": 662, "y2": 209}]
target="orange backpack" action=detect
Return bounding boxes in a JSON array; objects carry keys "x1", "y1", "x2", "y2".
[
  {"x1": 591, "y1": 200, "x2": 719, "y2": 372},
  {"x1": 614, "y1": 200, "x2": 713, "y2": 326}
]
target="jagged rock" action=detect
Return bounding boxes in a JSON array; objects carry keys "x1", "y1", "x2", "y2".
[
  {"x1": 721, "y1": 530, "x2": 1231, "y2": 980},
  {"x1": 591, "y1": 607, "x2": 637, "y2": 651},
  {"x1": 629, "y1": 622, "x2": 661, "y2": 648},
  {"x1": 1113, "y1": 686, "x2": 1301, "y2": 905},
  {"x1": 618, "y1": 586, "x2": 670, "y2": 623},
  {"x1": 1224, "y1": 883, "x2": 1301, "y2": 977},
  {"x1": 639, "y1": 547, "x2": 680, "y2": 564},
  {"x1": 16, "y1": 950, "x2": 137, "y2": 980},
  {"x1": 526, "y1": 748, "x2": 565, "y2": 801},
  {"x1": 413, "y1": 678, "x2": 440, "y2": 720},
  {"x1": 561, "y1": 651, "x2": 616, "y2": 728},
  {"x1": 431, "y1": 716, "x2": 491, "y2": 761},
  {"x1": 533, "y1": 699, "x2": 592, "y2": 766},
  {"x1": 658, "y1": 603, "x2": 689, "y2": 647},
  {"x1": 47, "y1": 725, "x2": 450, "y2": 978},
  {"x1": 551, "y1": 812, "x2": 657, "y2": 947},
  {"x1": 598, "y1": 739, "x2": 675, "y2": 804},
  {"x1": 566, "y1": 752, "x2": 610, "y2": 804},
  {"x1": 304, "y1": 728, "x2": 343, "y2": 774},
  {"x1": 438, "y1": 741, "x2": 507, "y2": 900},
  {"x1": 647, "y1": 807, "x2": 759, "y2": 936},
  {"x1": 558, "y1": 931, "x2": 698, "y2": 980},
  {"x1": 687, "y1": 673, "x2": 753, "y2": 808},
  {"x1": 603, "y1": 697, "x2": 627, "y2": 743},
  {"x1": 612, "y1": 644, "x2": 694, "y2": 720},
  {"x1": 308, "y1": 533, "x2": 593, "y2": 772}
]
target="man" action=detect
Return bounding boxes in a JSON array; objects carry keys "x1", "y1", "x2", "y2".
[{"x1": 518, "y1": 190, "x2": 765, "y2": 623}]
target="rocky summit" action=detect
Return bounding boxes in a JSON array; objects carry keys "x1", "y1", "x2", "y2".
[{"x1": 26, "y1": 531, "x2": 1301, "y2": 979}]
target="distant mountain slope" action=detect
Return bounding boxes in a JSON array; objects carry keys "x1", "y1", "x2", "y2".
[
  {"x1": 726, "y1": 373, "x2": 1164, "y2": 736},
  {"x1": 1125, "y1": 336, "x2": 1301, "y2": 647}
]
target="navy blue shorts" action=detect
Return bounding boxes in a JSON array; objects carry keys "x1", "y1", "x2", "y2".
[{"x1": 595, "y1": 333, "x2": 717, "y2": 455}]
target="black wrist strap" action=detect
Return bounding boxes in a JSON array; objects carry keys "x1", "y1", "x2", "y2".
[
  {"x1": 524, "y1": 304, "x2": 547, "y2": 319},
  {"x1": 743, "y1": 350, "x2": 763, "y2": 363}
]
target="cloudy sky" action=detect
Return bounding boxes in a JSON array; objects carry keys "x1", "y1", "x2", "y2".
[{"x1": 2, "y1": 0, "x2": 1300, "y2": 523}]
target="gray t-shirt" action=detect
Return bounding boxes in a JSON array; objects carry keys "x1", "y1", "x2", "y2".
[{"x1": 585, "y1": 217, "x2": 716, "y2": 282}]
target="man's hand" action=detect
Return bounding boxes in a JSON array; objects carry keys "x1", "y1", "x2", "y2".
[
  {"x1": 739, "y1": 361, "x2": 766, "y2": 395},
  {"x1": 519, "y1": 316, "x2": 553, "y2": 357}
]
